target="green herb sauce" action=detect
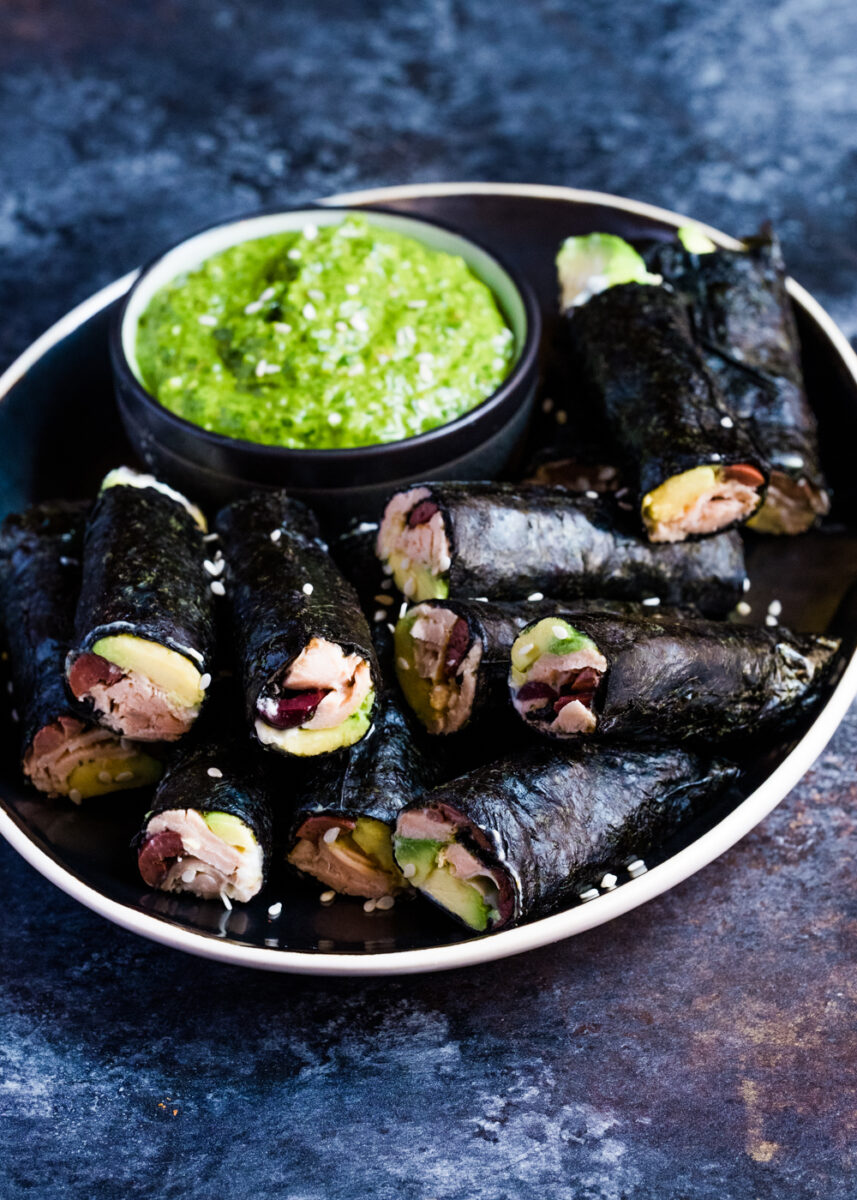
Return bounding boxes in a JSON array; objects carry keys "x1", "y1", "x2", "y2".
[{"x1": 135, "y1": 217, "x2": 516, "y2": 449}]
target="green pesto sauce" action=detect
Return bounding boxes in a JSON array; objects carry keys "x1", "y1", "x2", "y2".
[{"x1": 135, "y1": 217, "x2": 516, "y2": 450}]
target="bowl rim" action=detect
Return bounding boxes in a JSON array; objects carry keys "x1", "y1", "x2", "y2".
[{"x1": 109, "y1": 202, "x2": 542, "y2": 462}]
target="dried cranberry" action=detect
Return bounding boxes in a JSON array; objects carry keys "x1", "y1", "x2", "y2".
[
  {"x1": 516, "y1": 681, "x2": 557, "y2": 703},
  {"x1": 407, "y1": 499, "x2": 439, "y2": 527},
  {"x1": 444, "y1": 619, "x2": 470, "y2": 674},
  {"x1": 137, "y1": 830, "x2": 184, "y2": 887},
  {"x1": 261, "y1": 689, "x2": 328, "y2": 730}
]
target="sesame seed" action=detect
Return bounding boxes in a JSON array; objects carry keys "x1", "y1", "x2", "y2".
[
  {"x1": 308, "y1": 288, "x2": 324, "y2": 302},
  {"x1": 345, "y1": 283, "x2": 359, "y2": 296},
  {"x1": 527, "y1": 592, "x2": 544, "y2": 602},
  {"x1": 600, "y1": 873, "x2": 618, "y2": 890},
  {"x1": 302, "y1": 582, "x2": 314, "y2": 595},
  {"x1": 244, "y1": 300, "x2": 263, "y2": 315},
  {"x1": 642, "y1": 597, "x2": 661, "y2": 607},
  {"x1": 382, "y1": 563, "x2": 394, "y2": 575},
  {"x1": 743, "y1": 577, "x2": 751, "y2": 592},
  {"x1": 204, "y1": 558, "x2": 225, "y2": 576},
  {"x1": 10, "y1": 708, "x2": 18, "y2": 722},
  {"x1": 373, "y1": 610, "x2": 386, "y2": 623},
  {"x1": 765, "y1": 614, "x2": 778, "y2": 627},
  {"x1": 259, "y1": 286, "x2": 276, "y2": 302},
  {"x1": 387, "y1": 623, "x2": 396, "y2": 635},
  {"x1": 556, "y1": 410, "x2": 568, "y2": 425},
  {"x1": 381, "y1": 578, "x2": 392, "y2": 590},
  {"x1": 274, "y1": 322, "x2": 292, "y2": 335},
  {"x1": 398, "y1": 657, "x2": 410, "y2": 671},
  {"x1": 328, "y1": 412, "x2": 342, "y2": 427},
  {"x1": 438, "y1": 554, "x2": 452, "y2": 573},
  {"x1": 736, "y1": 601, "x2": 752, "y2": 616},
  {"x1": 270, "y1": 529, "x2": 282, "y2": 542},
  {"x1": 221, "y1": 892, "x2": 233, "y2": 911},
  {"x1": 207, "y1": 767, "x2": 222, "y2": 779},
  {"x1": 542, "y1": 397, "x2": 554, "y2": 413},
  {"x1": 267, "y1": 902, "x2": 283, "y2": 919},
  {"x1": 398, "y1": 601, "x2": 408, "y2": 619},
  {"x1": 288, "y1": 248, "x2": 301, "y2": 260},
  {"x1": 210, "y1": 580, "x2": 226, "y2": 596},
  {"x1": 518, "y1": 642, "x2": 535, "y2": 656},
  {"x1": 182, "y1": 868, "x2": 196, "y2": 883},
  {"x1": 585, "y1": 490, "x2": 599, "y2": 500},
  {"x1": 350, "y1": 313, "x2": 369, "y2": 333},
  {"x1": 402, "y1": 578, "x2": 416, "y2": 597},
  {"x1": 203, "y1": 532, "x2": 219, "y2": 543},
  {"x1": 720, "y1": 415, "x2": 734, "y2": 428},
  {"x1": 376, "y1": 895, "x2": 395, "y2": 911},
  {"x1": 335, "y1": 320, "x2": 347, "y2": 332},
  {"x1": 320, "y1": 890, "x2": 335, "y2": 905},
  {"x1": 302, "y1": 302, "x2": 317, "y2": 320},
  {"x1": 303, "y1": 223, "x2": 318, "y2": 240},
  {"x1": 171, "y1": 324, "x2": 181, "y2": 335},
  {"x1": 323, "y1": 826, "x2": 340, "y2": 844},
  {"x1": 374, "y1": 594, "x2": 394, "y2": 606},
  {"x1": 579, "y1": 887, "x2": 600, "y2": 903},
  {"x1": 399, "y1": 556, "x2": 411, "y2": 570},
  {"x1": 552, "y1": 624, "x2": 568, "y2": 639},
  {"x1": 402, "y1": 863, "x2": 417, "y2": 878},
  {"x1": 407, "y1": 299, "x2": 427, "y2": 309},
  {"x1": 68, "y1": 788, "x2": 82, "y2": 803},
  {"x1": 768, "y1": 599, "x2": 782, "y2": 616},
  {"x1": 627, "y1": 859, "x2": 647, "y2": 877},
  {"x1": 198, "y1": 314, "x2": 217, "y2": 327},
  {"x1": 6, "y1": 680, "x2": 13, "y2": 694},
  {"x1": 363, "y1": 898, "x2": 377, "y2": 913},
  {"x1": 98, "y1": 770, "x2": 112, "y2": 784},
  {"x1": 115, "y1": 771, "x2": 134, "y2": 782}
]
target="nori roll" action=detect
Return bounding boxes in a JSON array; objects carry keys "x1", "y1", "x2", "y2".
[
  {"x1": 216, "y1": 490, "x2": 379, "y2": 757},
  {"x1": 649, "y1": 227, "x2": 829, "y2": 534},
  {"x1": 557, "y1": 235, "x2": 768, "y2": 542},
  {"x1": 66, "y1": 468, "x2": 216, "y2": 742},
  {"x1": 394, "y1": 744, "x2": 737, "y2": 931},
  {"x1": 508, "y1": 608, "x2": 839, "y2": 742},
  {"x1": 0, "y1": 502, "x2": 162, "y2": 800},
  {"x1": 286, "y1": 638, "x2": 438, "y2": 899},
  {"x1": 136, "y1": 701, "x2": 273, "y2": 904},
  {"x1": 376, "y1": 482, "x2": 746, "y2": 616}
]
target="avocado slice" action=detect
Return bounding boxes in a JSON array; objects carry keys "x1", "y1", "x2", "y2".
[
  {"x1": 255, "y1": 689, "x2": 375, "y2": 757},
  {"x1": 393, "y1": 611, "x2": 439, "y2": 728},
  {"x1": 92, "y1": 634, "x2": 204, "y2": 709},
  {"x1": 556, "y1": 233, "x2": 662, "y2": 309},
  {"x1": 66, "y1": 751, "x2": 163, "y2": 799},
  {"x1": 388, "y1": 550, "x2": 449, "y2": 603},
  {"x1": 352, "y1": 816, "x2": 398, "y2": 875},
  {"x1": 510, "y1": 617, "x2": 598, "y2": 687},
  {"x1": 393, "y1": 836, "x2": 444, "y2": 887},
  {"x1": 641, "y1": 465, "x2": 720, "y2": 530},
  {"x1": 393, "y1": 835, "x2": 495, "y2": 931},
  {"x1": 202, "y1": 811, "x2": 257, "y2": 853}
]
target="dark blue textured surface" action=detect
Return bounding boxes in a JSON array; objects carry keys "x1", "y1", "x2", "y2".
[{"x1": 2, "y1": 4, "x2": 857, "y2": 1197}]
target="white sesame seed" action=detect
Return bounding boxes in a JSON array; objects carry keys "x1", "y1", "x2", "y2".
[
  {"x1": 182, "y1": 868, "x2": 197, "y2": 883},
  {"x1": 382, "y1": 563, "x2": 394, "y2": 575},
  {"x1": 323, "y1": 826, "x2": 340, "y2": 844},
  {"x1": 68, "y1": 788, "x2": 82, "y2": 803},
  {"x1": 527, "y1": 592, "x2": 544, "y2": 602},
  {"x1": 579, "y1": 887, "x2": 600, "y2": 903},
  {"x1": 398, "y1": 657, "x2": 410, "y2": 671},
  {"x1": 363, "y1": 898, "x2": 377, "y2": 913},
  {"x1": 387, "y1": 623, "x2": 396, "y2": 635},
  {"x1": 328, "y1": 412, "x2": 342, "y2": 427},
  {"x1": 765, "y1": 614, "x2": 778, "y2": 627},
  {"x1": 6, "y1": 680, "x2": 13, "y2": 694},
  {"x1": 244, "y1": 300, "x2": 264, "y2": 315},
  {"x1": 308, "y1": 288, "x2": 324, "y2": 302},
  {"x1": 743, "y1": 577, "x2": 751, "y2": 592},
  {"x1": 381, "y1": 578, "x2": 392, "y2": 590},
  {"x1": 171, "y1": 324, "x2": 181, "y2": 335},
  {"x1": 115, "y1": 771, "x2": 134, "y2": 782},
  {"x1": 198, "y1": 314, "x2": 217, "y2": 327},
  {"x1": 10, "y1": 708, "x2": 18, "y2": 722},
  {"x1": 350, "y1": 313, "x2": 369, "y2": 333},
  {"x1": 259, "y1": 286, "x2": 276, "y2": 302},
  {"x1": 204, "y1": 558, "x2": 225, "y2": 576},
  {"x1": 736, "y1": 601, "x2": 752, "y2": 616},
  {"x1": 402, "y1": 578, "x2": 416, "y2": 597},
  {"x1": 288, "y1": 248, "x2": 301, "y2": 260},
  {"x1": 556, "y1": 410, "x2": 568, "y2": 425},
  {"x1": 585, "y1": 490, "x2": 599, "y2": 500},
  {"x1": 210, "y1": 580, "x2": 226, "y2": 596},
  {"x1": 335, "y1": 320, "x2": 347, "y2": 332},
  {"x1": 402, "y1": 863, "x2": 417, "y2": 878},
  {"x1": 438, "y1": 554, "x2": 451, "y2": 573},
  {"x1": 267, "y1": 902, "x2": 283, "y2": 918},
  {"x1": 274, "y1": 322, "x2": 292, "y2": 335},
  {"x1": 399, "y1": 556, "x2": 411, "y2": 570},
  {"x1": 376, "y1": 895, "x2": 395, "y2": 911},
  {"x1": 398, "y1": 601, "x2": 408, "y2": 619},
  {"x1": 627, "y1": 859, "x2": 647, "y2": 878},
  {"x1": 320, "y1": 890, "x2": 335, "y2": 905},
  {"x1": 768, "y1": 599, "x2": 782, "y2": 616},
  {"x1": 220, "y1": 892, "x2": 233, "y2": 911},
  {"x1": 345, "y1": 283, "x2": 359, "y2": 296},
  {"x1": 373, "y1": 610, "x2": 386, "y2": 623},
  {"x1": 407, "y1": 299, "x2": 427, "y2": 309},
  {"x1": 552, "y1": 624, "x2": 568, "y2": 639},
  {"x1": 720, "y1": 415, "x2": 734, "y2": 428},
  {"x1": 542, "y1": 397, "x2": 554, "y2": 413},
  {"x1": 270, "y1": 528, "x2": 282, "y2": 542},
  {"x1": 302, "y1": 302, "x2": 317, "y2": 320},
  {"x1": 98, "y1": 770, "x2": 112, "y2": 784},
  {"x1": 642, "y1": 597, "x2": 661, "y2": 607},
  {"x1": 302, "y1": 582, "x2": 314, "y2": 595},
  {"x1": 303, "y1": 223, "x2": 318, "y2": 240},
  {"x1": 203, "y1": 532, "x2": 219, "y2": 543},
  {"x1": 600, "y1": 873, "x2": 618, "y2": 890},
  {"x1": 518, "y1": 642, "x2": 535, "y2": 656},
  {"x1": 207, "y1": 767, "x2": 222, "y2": 779}
]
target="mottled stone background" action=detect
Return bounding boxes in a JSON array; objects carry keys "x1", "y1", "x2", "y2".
[{"x1": 2, "y1": 2, "x2": 857, "y2": 1197}]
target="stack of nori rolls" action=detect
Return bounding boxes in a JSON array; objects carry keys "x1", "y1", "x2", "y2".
[
  {"x1": 648, "y1": 229, "x2": 830, "y2": 534},
  {"x1": 376, "y1": 482, "x2": 746, "y2": 616},
  {"x1": 66, "y1": 469, "x2": 216, "y2": 743},
  {"x1": 394, "y1": 745, "x2": 738, "y2": 931},
  {"x1": 216, "y1": 490, "x2": 379, "y2": 757},
  {"x1": 507, "y1": 607, "x2": 840, "y2": 743},
  {"x1": 0, "y1": 501, "x2": 163, "y2": 801},
  {"x1": 135, "y1": 686, "x2": 274, "y2": 904},
  {"x1": 564, "y1": 278, "x2": 768, "y2": 543}
]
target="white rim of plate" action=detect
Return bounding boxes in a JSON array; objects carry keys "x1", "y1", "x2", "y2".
[{"x1": 1, "y1": 181, "x2": 856, "y2": 977}]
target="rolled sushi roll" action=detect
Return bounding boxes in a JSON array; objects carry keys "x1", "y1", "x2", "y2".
[
  {"x1": 66, "y1": 469, "x2": 216, "y2": 742},
  {"x1": 286, "y1": 650, "x2": 437, "y2": 900},
  {"x1": 136, "y1": 730, "x2": 273, "y2": 904},
  {"x1": 558, "y1": 234, "x2": 768, "y2": 542},
  {"x1": 650, "y1": 227, "x2": 829, "y2": 535},
  {"x1": 393, "y1": 596, "x2": 579, "y2": 735},
  {"x1": 508, "y1": 608, "x2": 840, "y2": 742},
  {"x1": 0, "y1": 502, "x2": 162, "y2": 800},
  {"x1": 376, "y1": 482, "x2": 746, "y2": 616},
  {"x1": 394, "y1": 744, "x2": 738, "y2": 932},
  {"x1": 216, "y1": 490, "x2": 378, "y2": 757}
]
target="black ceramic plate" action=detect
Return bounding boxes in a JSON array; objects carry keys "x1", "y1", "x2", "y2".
[{"x1": 3, "y1": 183, "x2": 857, "y2": 976}]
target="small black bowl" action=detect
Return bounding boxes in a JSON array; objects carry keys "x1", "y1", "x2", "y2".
[{"x1": 110, "y1": 205, "x2": 541, "y2": 525}]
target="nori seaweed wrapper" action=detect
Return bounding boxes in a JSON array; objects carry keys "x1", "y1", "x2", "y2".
[
  {"x1": 70, "y1": 482, "x2": 215, "y2": 669},
  {"x1": 215, "y1": 490, "x2": 379, "y2": 735},
  {"x1": 0, "y1": 501, "x2": 90, "y2": 754},
  {"x1": 413, "y1": 483, "x2": 746, "y2": 616},
  {"x1": 513, "y1": 608, "x2": 840, "y2": 745},
  {"x1": 405, "y1": 744, "x2": 737, "y2": 928},
  {"x1": 648, "y1": 232, "x2": 829, "y2": 530},
  {"x1": 566, "y1": 282, "x2": 768, "y2": 523}
]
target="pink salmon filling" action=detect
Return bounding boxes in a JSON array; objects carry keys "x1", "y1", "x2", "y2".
[
  {"x1": 257, "y1": 639, "x2": 372, "y2": 731},
  {"x1": 68, "y1": 652, "x2": 196, "y2": 742},
  {"x1": 138, "y1": 808, "x2": 262, "y2": 903},
  {"x1": 376, "y1": 487, "x2": 451, "y2": 586},
  {"x1": 645, "y1": 464, "x2": 765, "y2": 543}
]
